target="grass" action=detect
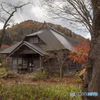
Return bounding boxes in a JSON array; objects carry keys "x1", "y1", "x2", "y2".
[
  {"x1": 50, "y1": 78, "x2": 67, "y2": 82},
  {"x1": 0, "y1": 68, "x2": 82, "y2": 100},
  {"x1": 0, "y1": 68, "x2": 18, "y2": 79},
  {"x1": 74, "y1": 74, "x2": 82, "y2": 84},
  {"x1": 0, "y1": 80, "x2": 82, "y2": 100},
  {"x1": 33, "y1": 68, "x2": 48, "y2": 80},
  {"x1": 72, "y1": 79, "x2": 82, "y2": 84}
]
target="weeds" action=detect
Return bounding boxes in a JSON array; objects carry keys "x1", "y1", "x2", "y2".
[
  {"x1": 2, "y1": 71, "x2": 18, "y2": 78},
  {"x1": 33, "y1": 68, "x2": 48, "y2": 81},
  {"x1": 50, "y1": 78, "x2": 67, "y2": 82},
  {"x1": 0, "y1": 68, "x2": 18, "y2": 79},
  {"x1": 74, "y1": 74, "x2": 82, "y2": 83},
  {"x1": 0, "y1": 82, "x2": 82, "y2": 100},
  {"x1": 75, "y1": 75, "x2": 81, "y2": 79}
]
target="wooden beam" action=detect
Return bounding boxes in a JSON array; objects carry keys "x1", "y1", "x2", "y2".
[
  {"x1": 12, "y1": 56, "x2": 13, "y2": 72},
  {"x1": 24, "y1": 43, "x2": 43, "y2": 56},
  {"x1": 40, "y1": 55, "x2": 41, "y2": 69},
  {"x1": 22, "y1": 56, "x2": 23, "y2": 68},
  {"x1": 8, "y1": 43, "x2": 23, "y2": 57},
  {"x1": 17, "y1": 55, "x2": 18, "y2": 71},
  {"x1": 41, "y1": 56, "x2": 43, "y2": 69},
  {"x1": 8, "y1": 42, "x2": 44, "y2": 57},
  {"x1": 48, "y1": 59, "x2": 50, "y2": 72}
]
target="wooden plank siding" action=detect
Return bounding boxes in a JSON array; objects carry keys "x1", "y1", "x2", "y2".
[
  {"x1": 43, "y1": 58, "x2": 82, "y2": 74},
  {"x1": 32, "y1": 54, "x2": 40, "y2": 72},
  {"x1": 7, "y1": 57, "x2": 13, "y2": 71},
  {"x1": 7, "y1": 53, "x2": 82, "y2": 73},
  {"x1": 12, "y1": 57, "x2": 17, "y2": 72}
]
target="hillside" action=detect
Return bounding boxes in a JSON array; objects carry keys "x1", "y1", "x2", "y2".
[{"x1": 0, "y1": 20, "x2": 87, "y2": 46}]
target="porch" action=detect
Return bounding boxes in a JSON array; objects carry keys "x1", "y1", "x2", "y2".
[
  {"x1": 6, "y1": 41, "x2": 48, "y2": 73},
  {"x1": 7, "y1": 54, "x2": 43, "y2": 73}
]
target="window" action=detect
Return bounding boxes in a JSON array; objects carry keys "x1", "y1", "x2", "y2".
[
  {"x1": 18, "y1": 58, "x2": 22, "y2": 65},
  {"x1": 13, "y1": 59, "x2": 17, "y2": 64}
]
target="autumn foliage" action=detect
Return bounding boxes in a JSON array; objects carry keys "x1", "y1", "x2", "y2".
[{"x1": 68, "y1": 41, "x2": 90, "y2": 68}]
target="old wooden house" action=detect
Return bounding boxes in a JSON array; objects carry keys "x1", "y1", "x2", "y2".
[{"x1": 0, "y1": 22, "x2": 81, "y2": 74}]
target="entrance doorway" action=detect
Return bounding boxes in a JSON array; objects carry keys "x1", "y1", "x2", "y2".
[{"x1": 27, "y1": 55, "x2": 34, "y2": 72}]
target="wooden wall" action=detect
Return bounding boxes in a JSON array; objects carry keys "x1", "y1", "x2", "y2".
[
  {"x1": 43, "y1": 59, "x2": 82, "y2": 74},
  {"x1": 7, "y1": 57, "x2": 13, "y2": 71},
  {"x1": 6, "y1": 49, "x2": 82, "y2": 74},
  {"x1": 32, "y1": 54, "x2": 40, "y2": 73},
  {"x1": 43, "y1": 49, "x2": 82, "y2": 74},
  {"x1": 7, "y1": 54, "x2": 40, "y2": 73}
]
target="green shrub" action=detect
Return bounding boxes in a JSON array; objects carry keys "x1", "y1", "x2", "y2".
[
  {"x1": 0, "y1": 68, "x2": 6, "y2": 73},
  {"x1": 33, "y1": 68, "x2": 48, "y2": 80},
  {"x1": 72, "y1": 79, "x2": 82, "y2": 84},
  {"x1": 2, "y1": 71, "x2": 18, "y2": 78},
  {"x1": 0, "y1": 62, "x2": 7, "y2": 68},
  {"x1": 32, "y1": 77, "x2": 38, "y2": 81},
  {"x1": 0, "y1": 68, "x2": 6, "y2": 76},
  {"x1": 0, "y1": 83, "x2": 82, "y2": 100},
  {"x1": 50, "y1": 78, "x2": 57, "y2": 82},
  {"x1": 50, "y1": 78, "x2": 65, "y2": 82},
  {"x1": 75, "y1": 75, "x2": 81, "y2": 79},
  {"x1": 0, "y1": 68, "x2": 18, "y2": 79}
]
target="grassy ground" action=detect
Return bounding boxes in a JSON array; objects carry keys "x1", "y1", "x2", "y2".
[
  {"x1": 0, "y1": 68, "x2": 82, "y2": 100},
  {"x1": 0, "y1": 81, "x2": 82, "y2": 100}
]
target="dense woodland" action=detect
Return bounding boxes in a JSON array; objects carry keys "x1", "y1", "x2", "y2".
[{"x1": 0, "y1": 20, "x2": 87, "y2": 46}]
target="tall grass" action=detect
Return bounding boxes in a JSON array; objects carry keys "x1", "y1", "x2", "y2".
[
  {"x1": 33, "y1": 68, "x2": 48, "y2": 80},
  {"x1": 0, "y1": 81, "x2": 82, "y2": 100}
]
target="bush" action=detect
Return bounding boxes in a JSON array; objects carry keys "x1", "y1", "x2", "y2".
[
  {"x1": 50, "y1": 78, "x2": 57, "y2": 82},
  {"x1": 50, "y1": 78, "x2": 66, "y2": 82},
  {"x1": 0, "y1": 83, "x2": 82, "y2": 100},
  {"x1": 0, "y1": 68, "x2": 18, "y2": 79},
  {"x1": 2, "y1": 71, "x2": 18, "y2": 78},
  {"x1": 32, "y1": 77, "x2": 38, "y2": 81},
  {"x1": 33, "y1": 68, "x2": 48, "y2": 80},
  {"x1": 72, "y1": 79, "x2": 82, "y2": 84},
  {"x1": 0, "y1": 62, "x2": 7, "y2": 68},
  {"x1": 0, "y1": 68, "x2": 6, "y2": 76},
  {"x1": 75, "y1": 75, "x2": 81, "y2": 79},
  {"x1": 0, "y1": 56, "x2": 7, "y2": 68}
]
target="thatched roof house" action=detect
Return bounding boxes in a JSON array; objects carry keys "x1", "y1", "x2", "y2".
[{"x1": 0, "y1": 22, "x2": 81, "y2": 73}]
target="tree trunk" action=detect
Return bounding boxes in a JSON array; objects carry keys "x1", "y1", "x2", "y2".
[
  {"x1": 82, "y1": 0, "x2": 100, "y2": 100},
  {"x1": 60, "y1": 66, "x2": 62, "y2": 79}
]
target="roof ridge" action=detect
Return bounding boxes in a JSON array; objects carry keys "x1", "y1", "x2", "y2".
[
  {"x1": 48, "y1": 25, "x2": 66, "y2": 37},
  {"x1": 42, "y1": 21, "x2": 49, "y2": 29}
]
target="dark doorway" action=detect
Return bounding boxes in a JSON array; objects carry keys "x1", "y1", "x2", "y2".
[{"x1": 27, "y1": 54, "x2": 34, "y2": 72}]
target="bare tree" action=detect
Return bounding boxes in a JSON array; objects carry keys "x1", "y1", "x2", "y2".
[
  {"x1": 54, "y1": 50, "x2": 70, "y2": 79},
  {"x1": 0, "y1": 1, "x2": 31, "y2": 48},
  {"x1": 43, "y1": 49, "x2": 70, "y2": 79},
  {"x1": 41, "y1": 0, "x2": 100, "y2": 100},
  {"x1": 41, "y1": 0, "x2": 93, "y2": 35}
]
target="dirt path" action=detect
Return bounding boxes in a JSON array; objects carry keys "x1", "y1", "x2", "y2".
[{"x1": 0, "y1": 74, "x2": 82, "y2": 86}]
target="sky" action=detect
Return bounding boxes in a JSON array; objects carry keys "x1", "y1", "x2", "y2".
[{"x1": 0, "y1": 0, "x2": 91, "y2": 40}]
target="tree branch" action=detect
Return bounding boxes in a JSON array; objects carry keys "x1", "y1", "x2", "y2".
[{"x1": 0, "y1": 1, "x2": 30, "y2": 48}]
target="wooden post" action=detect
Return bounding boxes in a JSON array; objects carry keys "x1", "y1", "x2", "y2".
[
  {"x1": 12, "y1": 56, "x2": 13, "y2": 72},
  {"x1": 40, "y1": 55, "x2": 43, "y2": 69},
  {"x1": 48, "y1": 59, "x2": 50, "y2": 72},
  {"x1": 22, "y1": 56, "x2": 23, "y2": 68},
  {"x1": 40, "y1": 55, "x2": 42, "y2": 69},
  {"x1": 42, "y1": 56, "x2": 43, "y2": 69},
  {"x1": 17, "y1": 55, "x2": 18, "y2": 72}
]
